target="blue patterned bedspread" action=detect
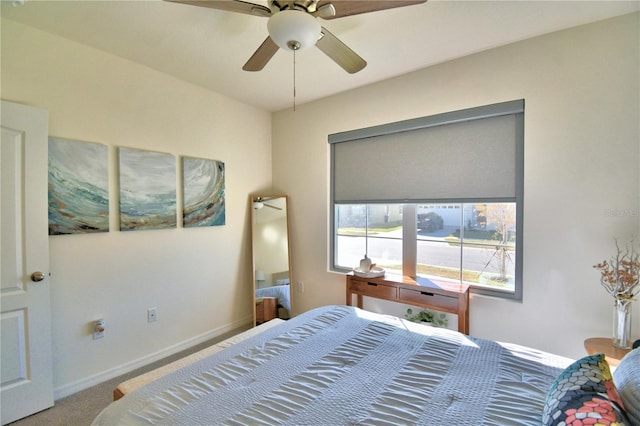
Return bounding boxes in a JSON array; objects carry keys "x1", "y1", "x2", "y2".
[{"x1": 92, "y1": 306, "x2": 572, "y2": 425}]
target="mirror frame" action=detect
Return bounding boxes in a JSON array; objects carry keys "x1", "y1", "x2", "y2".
[{"x1": 250, "y1": 194, "x2": 293, "y2": 327}]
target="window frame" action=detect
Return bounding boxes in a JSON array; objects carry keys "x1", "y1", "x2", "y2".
[{"x1": 329, "y1": 101, "x2": 524, "y2": 301}]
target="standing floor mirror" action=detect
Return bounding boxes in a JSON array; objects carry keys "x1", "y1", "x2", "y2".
[{"x1": 251, "y1": 195, "x2": 293, "y2": 326}]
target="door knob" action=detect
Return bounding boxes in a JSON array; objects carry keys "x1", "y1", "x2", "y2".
[{"x1": 31, "y1": 271, "x2": 45, "y2": 282}]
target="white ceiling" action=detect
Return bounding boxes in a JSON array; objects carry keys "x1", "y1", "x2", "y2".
[{"x1": 2, "y1": 0, "x2": 638, "y2": 112}]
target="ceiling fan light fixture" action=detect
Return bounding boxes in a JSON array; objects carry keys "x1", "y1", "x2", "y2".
[{"x1": 267, "y1": 10, "x2": 321, "y2": 51}]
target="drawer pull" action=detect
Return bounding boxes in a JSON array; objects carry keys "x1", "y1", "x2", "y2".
[
  {"x1": 421, "y1": 291, "x2": 434, "y2": 296},
  {"x1": 367, "y1": 282, "x2": 378, "y2": 287}
]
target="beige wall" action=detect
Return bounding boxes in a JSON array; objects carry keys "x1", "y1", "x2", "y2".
[
  {"x1": 253, "y1": 216, "x2": 289, "y2": 287},
  {"x1": 273, "y1": 13, "x2": 640, "y2": 360},
  {"x1": 2, "y1": 18, "x2": 272, "y2": 398}
]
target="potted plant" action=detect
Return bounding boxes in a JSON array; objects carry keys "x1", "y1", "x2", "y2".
[{"x1": 404, "y1": 308, "x2": 448, "y2": 328}]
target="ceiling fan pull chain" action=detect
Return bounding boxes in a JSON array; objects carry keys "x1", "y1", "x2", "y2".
[{"x1": 293, "y1": 49, "x2": 297, "y2": 112}]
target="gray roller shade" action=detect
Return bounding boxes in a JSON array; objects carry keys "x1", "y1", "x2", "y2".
[{"x1": 330, "y1": 100, "x2": 524, "y2": 204}]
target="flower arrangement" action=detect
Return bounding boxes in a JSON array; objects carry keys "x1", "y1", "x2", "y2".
[
  {"x1": 593, "y1": 239, "x2": 640, "y2": 301},
  {"x1": 593, "y1": 238, "x2": 639, "y2": 348}
]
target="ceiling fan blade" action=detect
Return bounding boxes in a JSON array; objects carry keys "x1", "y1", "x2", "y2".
[
  {"x1": 316, "y1": 27, "x2": 366, "y2": 74},
  {"x1": 243, "y1": 36, "x2": 280, "y2": 71},
  {"x1": 164, "y1": 0, "x2": 271, "y2": 17},
  {"x1": 264, "y1": 203, "x2": 282, "y2": 210},
  {"x1": 317, "y1": 0, "x2": 426, "y2": 20}
]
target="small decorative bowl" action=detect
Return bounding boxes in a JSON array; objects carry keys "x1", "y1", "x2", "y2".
[{"x1": 353, "y1": 266, "x2": 385, "y2": 278}]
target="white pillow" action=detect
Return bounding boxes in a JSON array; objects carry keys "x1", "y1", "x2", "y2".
[{"x1": 613, "y1": 348, "x2": 640, "y2": 424}]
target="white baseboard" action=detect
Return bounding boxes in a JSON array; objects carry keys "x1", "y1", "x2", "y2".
[{"x1": 54, "y1": 315, "x2": 252, "y2": 400}]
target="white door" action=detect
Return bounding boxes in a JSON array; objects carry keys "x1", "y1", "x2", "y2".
[{"x1": 1, "y1": 100, "x2": 54, "y2": 425}]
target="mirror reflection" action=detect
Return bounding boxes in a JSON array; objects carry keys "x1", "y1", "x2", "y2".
[{"x1": 251, "y1": 195, "x2": 292, "y2": 326}]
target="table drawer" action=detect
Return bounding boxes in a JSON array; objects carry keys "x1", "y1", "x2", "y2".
[
  {"x1": 398, "y1": 288, "x2": 458, "y2": 311},
  {"x1": 349, "y1": 280, "x2": 397, "y2": 299}
]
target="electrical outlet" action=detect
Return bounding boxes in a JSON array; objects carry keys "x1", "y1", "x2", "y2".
[
  {"x1": 147, "y1": 307, "x2": 158, "y2": 323},
  {"x1": 297, "y1": 281, "x2": 304, "y2": 293},
  {"x1": 93, "y1": 319, "x2": 105, "y2": 340}
]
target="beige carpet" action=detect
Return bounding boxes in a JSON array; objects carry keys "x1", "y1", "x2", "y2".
[{"x1": 9, "y1": 325, "x2": 250, "y2": 426}]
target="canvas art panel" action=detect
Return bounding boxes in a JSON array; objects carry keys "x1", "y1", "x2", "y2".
[
  {"x1": 119, "y1": 147, "x2": 176, "y2": 231},
  {"x1": 48, "y1": 137, "x2": 109, "y2": 235},
  {"x1": 182, "y1": 157, "x2": 225, "y2": 227}
]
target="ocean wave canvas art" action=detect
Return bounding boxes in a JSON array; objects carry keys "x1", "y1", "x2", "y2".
[
  {"x1": 183, "y1": 157, "x2": 225, "y2": 227},
  {"x1": 48, "y1": 137, "x2": 109, "y2": 235},
  {"x1": 119, "y1": 147, "x2": 176, "y2": 231}
]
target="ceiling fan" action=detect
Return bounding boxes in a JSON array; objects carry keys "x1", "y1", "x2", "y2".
[
  {"x1": 164, "y1": 0, "x2": 427, "y2": 74},
  {"x1": 254, "y1": 197, "x2": 282, "y2": 210}
]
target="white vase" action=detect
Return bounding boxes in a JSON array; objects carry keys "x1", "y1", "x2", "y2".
[{"x1": 613, "y1": 298, "x2": 632, "y2": 349}]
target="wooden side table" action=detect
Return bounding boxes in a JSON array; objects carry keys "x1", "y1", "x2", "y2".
[
  {"x1": 255, "y1": 297, "x2": 277, "y2": 324},
  {"x1": 584, "y1": 337, "x2": 631, "y2": 367}
]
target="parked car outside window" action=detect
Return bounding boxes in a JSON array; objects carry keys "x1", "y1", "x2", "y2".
[{"x1": 417, "y1": 212, "x2": 444, "y2": 232}]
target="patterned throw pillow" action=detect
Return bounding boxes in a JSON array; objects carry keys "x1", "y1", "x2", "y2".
[{"x1": 542, "y1": 353, "x2": 629, "y2": 425}]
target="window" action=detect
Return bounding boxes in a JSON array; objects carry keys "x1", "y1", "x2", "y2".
[
  {"x1": 335, "y1": 204, "x2": 404, "y2": 275},
  {"x1": 330, "y1": 101, "x2": 524, "y2": 300},
  {"x1": 416, "y1": 202, "x2": 516, "y2": 293}
]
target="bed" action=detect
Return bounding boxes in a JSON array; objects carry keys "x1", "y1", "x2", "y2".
[
  {"x1": 112, "y1": 319, "x2": 285, "y2": 401},
  {"x1": 255, "y1": 284, "x2": 291, "y2": 319},
  {"x1": 93, "y1": 305, "x2": 638, "y2": 425}
]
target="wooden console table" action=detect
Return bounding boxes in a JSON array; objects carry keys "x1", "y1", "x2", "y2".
[{"x1": 346, "y1": 273, "x2": 470, "y2": 334}]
